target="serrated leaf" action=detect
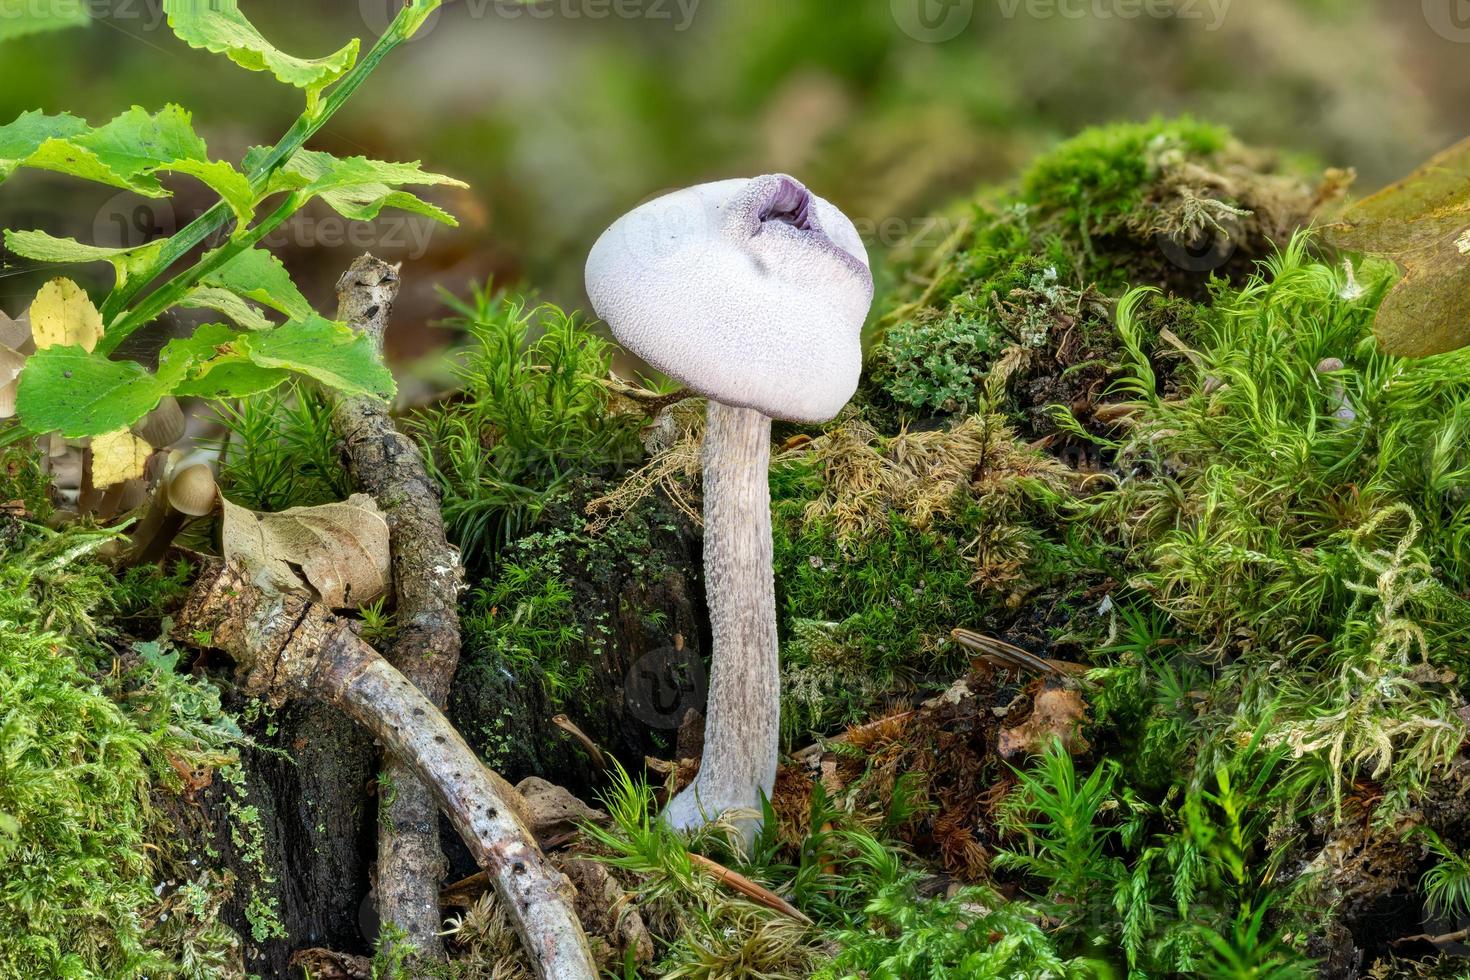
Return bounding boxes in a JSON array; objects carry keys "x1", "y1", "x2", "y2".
[
  {"x1": 244, "y1": 315, "x2": 395, "y2": 399},
  {"x1": 79, "y1": 105, "x2": 208, "y2": 189},
  {"x1": 159, "y1": 322, "x2": 286, "y2": 398},
  {"x1": 14, "y1": 346, "x2": 172, "y2": 436},
  {"x1": 4, "y1": 229, "x2": 166, "y2": 290},
  {"x1": 30, "y1": 278, "x2": 101, "y2": 352},
  {"x1": 163, "y1": 0, "x2": 359, "y2": 112},
  {"x1": 0, "y1": 105, "x2": 210, "y2": 197},
  {"x1": 173, "y1": 361, "x2": 289, "y2": 399},
  {"x1": 155, "y1": 158, "x2": 255, "y2": 226},
  {"x1": 0, "y1": 0, "x2": 89, "y2": 43},
  {"x1": 201, "y1": 247, "x2": 312, "y2": 320},
  {"x1": 91, "y1": 428, "x2": 152, "y2": 486},
  {"x1": 0, "y1": 111, "x2": 86, "y2": 181},
  {"x1": 179, "y1": 286, "x2": 274, "y2": 331},
  {"x1": 222, "y1": 493, "x2": 390, "y2": 608},
  {"x1": 247, "y1": 145, "x2": 464, "y2": 226},
  {"x1": 1325, "y1": 136, "x2": 1470, "y2": 357}
]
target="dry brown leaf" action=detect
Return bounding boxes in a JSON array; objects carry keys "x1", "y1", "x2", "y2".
[
  {"x1": 998, "y1": 683, "x2": 1090, "y2": 760},
  {"x1": 90, "y1": 429, "x2": 152, "y2": 487},
  {"x1": 221, "y1": 493, "x2": 390, "y2": 608},
  {"x1": 29, "y1": 278, "x2": 102, "y2": 352}
]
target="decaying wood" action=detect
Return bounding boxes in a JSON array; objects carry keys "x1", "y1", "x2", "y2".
[
  {"x1": 330, "y1": 255, "x2": 465, "y2": 957},
  {"x1": 177, "y1": 561, "x2": 597, "y2": 980}
]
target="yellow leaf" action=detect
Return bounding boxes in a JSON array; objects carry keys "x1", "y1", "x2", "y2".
[
  {"x1": 92, "y1": 429, "x2": 152, "y2": 487},
  {"x1": 29, "y1": 278, "x2": 102, "y2": 352}
]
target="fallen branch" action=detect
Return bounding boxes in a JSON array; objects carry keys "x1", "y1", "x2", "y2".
[
  {"x1": 329, "y1": 255, "x2": 465, "y2": 956},
  {"x1": 177, "y1": 561, "x2": 597, "y2": 980}
]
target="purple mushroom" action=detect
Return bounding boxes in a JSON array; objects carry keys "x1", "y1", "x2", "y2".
[{"x1": 586, "y1": 174, "x2": 873, "y2": 847}]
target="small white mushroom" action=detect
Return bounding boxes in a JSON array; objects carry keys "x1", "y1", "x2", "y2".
[
  {"x1": 127, "y1": 464, "x2": 219, "y2": 565},
  {"x1": 586, "y1": 174, "x2": 873, "y2": 849}
]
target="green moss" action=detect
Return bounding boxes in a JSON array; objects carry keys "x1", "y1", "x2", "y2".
[
  {"x1": 867, "y1": 117, "x2": 1328, "y2": 428},
  {"x1": 1019, "y1": 115, "x2": 1232, "y2": 244},
  {"x1": 0, "y1": 526, "x2": 242, "y2": 978}
]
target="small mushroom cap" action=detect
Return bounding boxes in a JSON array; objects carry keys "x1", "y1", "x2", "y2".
[
  {"x1": 136, "y1": 396, "x2": 187, "y2": 449},
  {"x1": 586, "y1": 174, "x2": 873, "y2": 424},
  {"x1": 168, "y1": 464, "x2": 218, "y2": 517}
]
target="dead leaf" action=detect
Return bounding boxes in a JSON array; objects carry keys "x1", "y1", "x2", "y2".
[
  {"x1": 91, "y1": 429, "x2": 152, "y2": 487},
  {"x1": 1324, "y1": 136, "x2": 1470, "y2": 357},
  {"x1": 288, "y1": 949, "x2": 370, "y2": 980},
  {"x1": 221, "y1": 494, "x2": 390, "y2": 608},
  {"x1": 998, "y1": 682, "x2": 1090, "y2": 760},
  {"x1": 29, "y1": 278, "x2": 102, "y2": 352}
]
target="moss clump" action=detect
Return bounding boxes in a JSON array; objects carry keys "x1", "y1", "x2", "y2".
[
  {"x1": 769, "y1": 414, "x2": 1086, "y2": 744},
  {"x1": 451, "y1": 482, "x2": 703, "y2": 784},
  {"x1": 0, "y1": 526, "x2": 242, "y2": 978},
  {"x1": 868, "y1": 117, "x2": 1345, "y2": 433}
]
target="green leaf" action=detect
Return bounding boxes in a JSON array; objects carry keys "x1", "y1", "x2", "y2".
[
  {"x1": 155, "y1": 321, "x2": 283, "y2": 399},
  {"x1": 79, "y1": 105, "x2": 208, "y2": 189},
  {"x1": 248, "y1": 146, "x2": 464, "y2": 225},
  {"x1": 157, "y1": 322, "x2": 286, "y2": 398},
  {"x1": 0, "y1": 105, "x2": 210, "y2": 196},
  {"x1": 173, "y1": 361, "x2": 289, "y2": 399},
  {"x1": 0, "y1": 110, "x2": 88, "y2": 183},
  {"x1": 0, "y1": 0, "x2": 89, "y2": 43},
  {"x1": 1326, "y1": 136, "x2": 1470, "y2": 357},
  {"x1": 154, "y1": 158, "x2": 255, "y2": 226},
  {"x1": 3, "y1": 230, "x2": 166, "y2": 290},
  {"x1": 162, "y1": 0, "x2": 360, "y2": 112},
  {"x1": 200, "y1": 247, "x2": 313, "y2": 320},
  {"x1": 245, "y1": 316, "x2": 395, "y2": 399},
  {"x1": 179, "y1": 286, "x2": 274, "y2": 331},
  {"x1": 15, "y1": 346, "x2": 173, "y2": 436}
]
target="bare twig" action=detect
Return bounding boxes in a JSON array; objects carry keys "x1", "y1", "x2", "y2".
[
  {"x1": 330, "y1": 255, "x2": 465, "y2": 958},
  {"x1": 177, "y1": 561, "x2": 597, "y2": 979},
  {"x1": 687, "y1": 853, "x2": 812, "y2": 925}
]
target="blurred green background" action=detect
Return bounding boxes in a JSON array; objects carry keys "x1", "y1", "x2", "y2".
[{"x1": 1, "y1": 0, "x2": 1466, "y2": 359}]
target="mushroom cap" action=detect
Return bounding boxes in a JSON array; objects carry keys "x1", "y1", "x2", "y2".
[
  {"x1": 168, "y1": 464, "x2": 218, "y2": 517},
  {"x1": 136, "y1": 396, "x2": 186, "y2": 449},
  {"x1": 585, "y1": 174, "x2": 873, "y2": 424}
]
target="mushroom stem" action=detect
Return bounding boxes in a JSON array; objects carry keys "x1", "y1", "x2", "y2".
[{"x1": 663, "y1": 400, "x2": 778, "y2": 850}]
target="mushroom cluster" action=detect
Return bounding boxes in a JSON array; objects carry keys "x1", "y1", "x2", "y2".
[{"x1": 586, "y1": 174, "x2": 873, "y2": 847}]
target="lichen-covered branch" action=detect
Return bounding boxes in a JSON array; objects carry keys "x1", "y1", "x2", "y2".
[
  {"x1": 177, "y1": 561, "x2": 597, "y2": 980},
  {"x1": 330, "y1": 255, "x2": 465, "y2": 956}
]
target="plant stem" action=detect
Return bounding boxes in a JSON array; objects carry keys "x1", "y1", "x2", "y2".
[
  {"x1": 96, "y1": 1, "x2": 441, "y2": 342},
  {"x1": 98, "y1": 194, "x2": 303, "y2": 354}
]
